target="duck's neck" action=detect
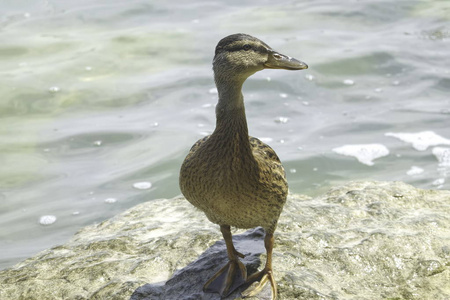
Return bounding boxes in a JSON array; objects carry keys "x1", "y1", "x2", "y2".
[
  {"x1": 214, "y1": 76, "x2": 248, "y2": 132},
  {"x1": 212, "y1": 76, "x2": 252, "y2": 154}
]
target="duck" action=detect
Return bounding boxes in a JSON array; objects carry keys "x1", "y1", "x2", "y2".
[{"x1": 179, "y1": 33, "x2": 308, "y2": 299}]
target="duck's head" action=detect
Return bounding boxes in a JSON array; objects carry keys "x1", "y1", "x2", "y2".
[{"x1": 213, "y1": 33, "x2": 308, "y2": 82}]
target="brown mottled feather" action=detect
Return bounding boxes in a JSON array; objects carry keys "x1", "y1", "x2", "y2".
[{"x1": 180, "y1": 127, "x2": 287, "y2": 234}]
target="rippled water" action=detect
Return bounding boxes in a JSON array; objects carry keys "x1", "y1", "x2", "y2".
[{"x1": 1, "y1": 0, "x2": 449, "y2": 270}]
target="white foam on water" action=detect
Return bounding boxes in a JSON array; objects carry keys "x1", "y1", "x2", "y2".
[
  {"x1": 432, "y1": 147, "x2": 450, "y2": 178},
  {"x1": 208, "y1": 87, "x2": 218, "y2": 94},
  {"x1": 385, "y1": 131, "x2": 450, "y2": 151},
  {"x1": 343, "y1": 79, "x2": 354, "y2": 85},
  {"x1": 432, "y1": 178, "x2": 445, "y2": 187},
  {"x1": 274, "y1": 116, "x2": 289, "y2": 124},
  {"x1": 432, "y1": 147, "x2": 450, "y2": 166},
  {"x1": 48, "y1": 86, "x2": 60, "y2": 93},
  {"x1": 39, "y1": 215, "x2": 57, "y2": 225},
  {"x1": 104, "y1": 198, "x2": 117, "y2": 204},
  {"x1": 332, "y1": 144, "x2": 390, "y2": 166},
  {"x1": 133, "y1": 181, "x2": 152, "y2": 190},
  {"x1": 305, "y1": 74, "x2": 315, "y2": 81},
  {"x1": 406, "y1": 166, "x2": 424, "y2": 176}
]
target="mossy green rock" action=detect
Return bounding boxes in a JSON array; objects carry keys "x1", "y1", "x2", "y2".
[{"x1": 1, "y1": 181, "x2": 449, "y2": 299}]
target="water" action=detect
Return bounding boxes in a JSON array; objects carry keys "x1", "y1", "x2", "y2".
[{"x1": 0, "y1": 0, "x2": 449, "y2": 270}]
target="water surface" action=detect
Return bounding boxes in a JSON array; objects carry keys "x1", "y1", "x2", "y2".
[{"x1": 1, "y1": 0, "x2": 449, "y2": 269}]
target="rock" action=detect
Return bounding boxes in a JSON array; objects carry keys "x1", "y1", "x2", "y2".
[
  {"x1": 0, "y1": 181, "x2": 449, "y2": 300},
  {"x1": 131, "y1": 227, "x2": 267, "y2": 300}
]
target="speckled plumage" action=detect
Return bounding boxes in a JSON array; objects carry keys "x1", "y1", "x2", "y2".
[
  {"x1": 180, "y1": 125, "x2": 287, "y2": 234},
  {"x1": 179, "y1": 33, "x2": 307, "y2": 298}
]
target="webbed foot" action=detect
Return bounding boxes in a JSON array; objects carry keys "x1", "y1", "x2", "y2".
[
  {"x1": 241, "y1": 268, "x2": 277, "y2": 299},
  {"x1": 203, "y1": 254, "x2": 247, "y2": 297}
]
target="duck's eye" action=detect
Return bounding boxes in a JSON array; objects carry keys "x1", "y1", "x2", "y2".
[{"x1": 242, "y1": 44, "x2": 251, "y2": 51}]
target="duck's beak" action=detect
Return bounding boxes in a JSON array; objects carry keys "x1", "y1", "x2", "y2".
[{"x1": 264, "y1": 49, "x2": 308, "y2": 70}]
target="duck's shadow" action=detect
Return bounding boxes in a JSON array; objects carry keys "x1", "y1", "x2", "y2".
[{"x1": 131, "y1": 227, "x2": 265, "y2": 300}]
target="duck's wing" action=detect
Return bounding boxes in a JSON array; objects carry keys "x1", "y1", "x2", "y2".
[
  {"x1": 249, "y1": 136, "x2": 287, "y2": 183},
  {"x1": 249, "y1": 137, "x2": 283, "y2": 165},
  {"x1": 249, "y1": 136, "x2": 288, "y2": 233}
]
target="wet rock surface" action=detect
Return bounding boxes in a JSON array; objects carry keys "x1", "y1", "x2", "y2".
[{"x1": 1, "y1": 181, "x2": 449, "y2": 300}]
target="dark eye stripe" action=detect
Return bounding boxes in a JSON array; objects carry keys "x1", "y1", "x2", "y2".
[{"x1": 225, "y1": 43, "x2": 267, "y2": 54}]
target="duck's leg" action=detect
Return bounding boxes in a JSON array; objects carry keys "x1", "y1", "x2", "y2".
[
  {"x1": 241, "y1": 233, "x2": 278, "y2": 300},
  {"x1": 203, "y1": 225, "x2": 247, "y2": 297}
]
